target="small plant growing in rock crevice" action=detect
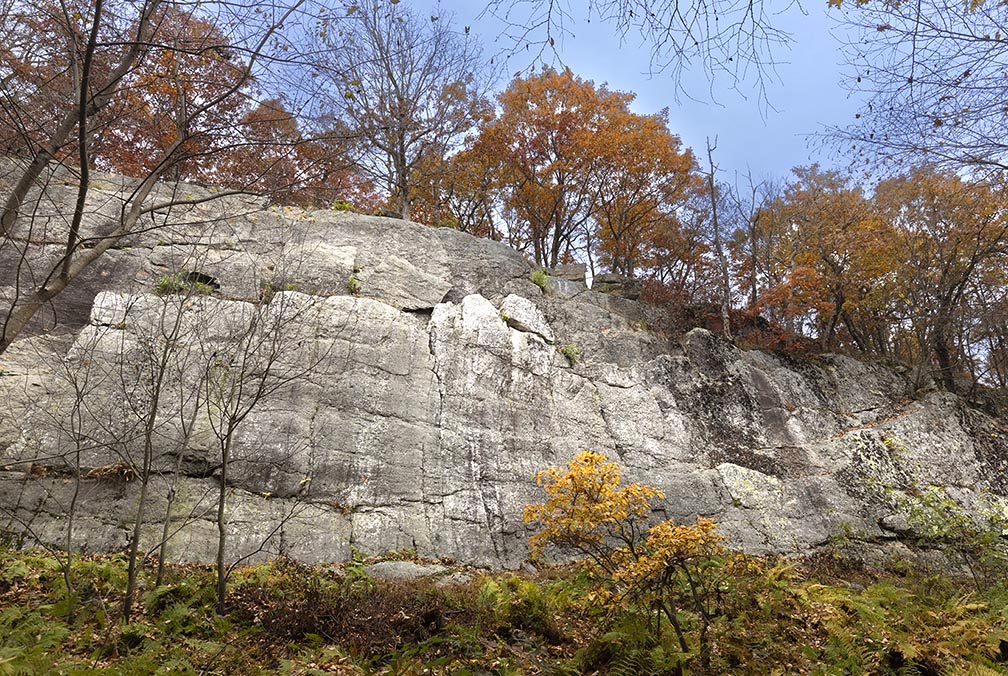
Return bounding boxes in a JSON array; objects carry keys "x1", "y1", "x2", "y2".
[
  {"x1": 332, "y1": 199, "x2": 355, "y2": 212},
  {"x1": 154, "y1": 273, "x2": 214, "y2": 297},
  {"x1": 530, "y1": 269, "x2": 549, "y2": 291},
  {"x1": 560, "y1": 343, "x2": 582, "y2": 365},
  {"x1": 258, "y1": 279, "x2": 298, "y2": 302},
  {"x1": 346, "y1": 274, "x2": 362, "y2": 295}
]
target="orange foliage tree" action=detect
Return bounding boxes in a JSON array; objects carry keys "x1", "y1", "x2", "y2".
[
  {"x1": 410, "y1": 142, "x2": 505, "y2": 238},
  {"x1": 477, "y1": 67, "x2": 635, "y2": 267},
  {"x1": 477, "y1": 67, "x2": 703, "y2": 273},
  {"x1": 525, "y1": 451, "x2": 755, "y2": 668},
  {"x1": 0, "y1": 0, "x2": 134, "y2": 162},
  {"x1": 873, "y1": 166, "x2": 1008, "y2": 390},
  {"x1": 728, "y1": 163, "x2": 1008, "y2": 391},
  {"x1": 0, "y1": 0, "x2": 365, "y2": 205},
  {"x1": 592, "y1": 108, "x2": 701, "y2": 278},
  {"x1": 757, "y1": 166, "x2": 898, "y2": 351},
  {"x1": 93, "y1": 5, "x2": 248, "y2": 182},
  {"x1": 225, "y1": 99, "x2": 377, "y2": 208}
]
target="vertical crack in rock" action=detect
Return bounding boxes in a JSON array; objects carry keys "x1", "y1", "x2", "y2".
[
  {"x1": 423, "y1": 308, "x2": 448, "y2": 555},
  {"x1": 470, "y1": 443, "x2": 505, "y2": 564},
  {"x1": 591, "y1": 379, "x2": 625, "y2": 461},
  {"x1": 426, "y1": 312, "x2": 447, "y2": 432}
]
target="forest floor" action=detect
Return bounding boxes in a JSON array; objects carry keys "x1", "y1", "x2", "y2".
[{"x1": 1, "y1": 547, "x2": 1007, "y2": 675}]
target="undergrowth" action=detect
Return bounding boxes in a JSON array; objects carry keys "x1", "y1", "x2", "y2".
[{"x1": 0, "y1": 547, "x2": 1006, "y2": 675}]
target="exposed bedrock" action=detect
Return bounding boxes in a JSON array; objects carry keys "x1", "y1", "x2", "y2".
[{"x1": 1, "y1": 175, "x2": 1005, "y2": 567}]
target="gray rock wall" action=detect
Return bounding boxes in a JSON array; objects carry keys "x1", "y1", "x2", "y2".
[{"x1": 1, "y1": 176, "x2": 1006, "y2": 567}]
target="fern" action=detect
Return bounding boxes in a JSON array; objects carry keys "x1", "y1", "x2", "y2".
[
  {"x1": 610, "y1": 647, "x2": 655, "y2": 676},
  {"x1": 956, "y1": 665, "x2": 1008, "y2": 676},
  {"x1": 0, "y1": 607, "x2": 71, "y2": 676}
]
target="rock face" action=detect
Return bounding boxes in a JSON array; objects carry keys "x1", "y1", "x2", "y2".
[
  {"x1": 592, "y1": 272, "x2": 642, "y2": 300},
  {"x1": 1, "y1": 171, "x2": 1006, "y2": 568}
]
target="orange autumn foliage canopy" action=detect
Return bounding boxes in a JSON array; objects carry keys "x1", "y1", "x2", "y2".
[{"x1": 523, "y1": 450, "x2": 727, "y2": 576}]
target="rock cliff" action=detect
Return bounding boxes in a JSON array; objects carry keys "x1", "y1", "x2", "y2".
[{"x1": 1, "y1": 169, "x2": 1006, "y2": 567}]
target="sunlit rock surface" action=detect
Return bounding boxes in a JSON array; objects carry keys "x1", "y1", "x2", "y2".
[{"x1": 1, "y1": 168, "x2": 1005, "y2": 567}]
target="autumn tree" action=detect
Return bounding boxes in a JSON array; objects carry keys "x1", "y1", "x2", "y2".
[
  {"x1": 479, "y1": 67, "x2": 636, "y2": 267},
  {"x1": 317, "y1": 1, "x2": 489, "y2": 220},
  {"x1": 93, "y1": 5, "x2": 250, "y2": 182},
  {"x1": 591, "y1": 108, "x2": 699, "y2": 278},
  {"x1": 971, "y1": 269, "x2": 1008, "y2": 389},
  {"x1": 725, "y1": 173, "x2": 778, "y2": 311},
  {"x1": 873, "y1": 166, "x2": 1008, "y2": 391},
  {"x1": 0, "y1": 0, "x2": 320, "y2": 354},
  {"x1": 642, "y1": 204, "x2": 719, "y2": 307},
  {"x1": 409, "y1": 140, "x2": 503, "y2": 237},
  {"x1": 224, "y1": 99, "x2": 376, "y2": 208},
  {"x1": 733, "y1": 166, "x2": 893, "y2": 351},
  {"x1": 778, "y1": 167, "x2": 894, "y2": 351},
  {"x1": 729, "y1": 163, "x2": 1008, "y2": 391},
  {"x1": 525, "y1": 451, "x2": 755, "y2": 671}
]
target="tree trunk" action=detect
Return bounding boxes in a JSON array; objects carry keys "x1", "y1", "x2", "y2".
[
  {"x1": 0, "y1": 146, "x2": 167, "y2": 353},
  {"x1": 122, "y1": 470, "x2": 151, "y2": 623},
  {"x1": 933, "y1": 326, "x2": 957, "y2": 392},
  {"x1": 748, "y1": 215, "x2": 759, "y2": 310},
  {"x1": 706, "y1": 138, "x2": 732, "y2": 340},
  {"x1": 62, "y1": 438, "x2": 83, "y2": 624},
  {"x1": 215, "y1": 431, "x2": 233, "y2": 614},
  {"x1": 123, "y1": 346, "x2": 168, "y2": 622},
  {"x1": 157, "y1": 394, "x2": 200, "y2": 586}
]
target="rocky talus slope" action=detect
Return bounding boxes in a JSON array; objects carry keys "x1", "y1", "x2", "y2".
[{"x1": 1, "y1": 169, "x2": 1006, "y2": 567}]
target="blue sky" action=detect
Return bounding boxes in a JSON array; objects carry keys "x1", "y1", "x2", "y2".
[{"x1": 437, "y1": 0, "x2": 863, "y2": 185}]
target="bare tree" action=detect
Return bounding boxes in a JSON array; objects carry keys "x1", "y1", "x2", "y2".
[
  {"x1": 0, "y1": 324, "x2": 124, "y2": 623},
  {"x1": 725, "y1": 170, "x2": 771, "y2": 311},
  {"x1": 196, "y1": 286, "x2": 332, "y2": 613},
  {"x1": 482, "y1": 0, "x2": 793, "y2": 105},
  {"x1": 318, "y1": 1, "x2": 490, "y2": 220},
  {"x1": 836, "y1": 0, "x2": 1008, "y2": 174},
  {"x1": 705, "y1": 138, "x2": 732, "y2": 339},
  {"x1": 36, "y1": 331, "x2": 105, "y2": 623},
  {"x1": 116, "y1": 286, "x2": 209, "y2": 622}
]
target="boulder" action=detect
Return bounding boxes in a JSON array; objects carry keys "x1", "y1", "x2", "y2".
[
  {"x1": 591, "y1": 272, "x2": 642, "y2": 300},
  {"x1": 499, "y1": 294, "x2": 556, "y2": 343},
  {"x1": 548, "y1": 263, "x2": 587, "y2": 283},
  {"x1": 364, "y1": 561, "x2": 449, "y2": 581}
]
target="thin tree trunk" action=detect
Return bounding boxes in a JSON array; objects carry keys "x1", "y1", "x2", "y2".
[
  {"x1": 706, "y1": 138, "x2": 731, "y2": 340},
  {"x1": 122, "y1": 471, "x2": 151, "y2": 623},
  {"x1": 215, "y1": 431, "x2": 232, "y2": 614},
  {"x1": 0, "y1": 142, "x2": 171, "y2": 352},
  {"x1": 63, "y1": 428, "x2": 83, "y2": 624},
  {"x1": 841, "y1": 309, "x2": 869, "y2": 353},
  {"x1": 123, "y1": 354, "x2": 168, "y2": 622},
  {"x1": 157, "y1": 392, "x2": 200, "y2": 586},
  {"x1": 748, "y1": 215, "x2": 759, "y2": 310}
]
